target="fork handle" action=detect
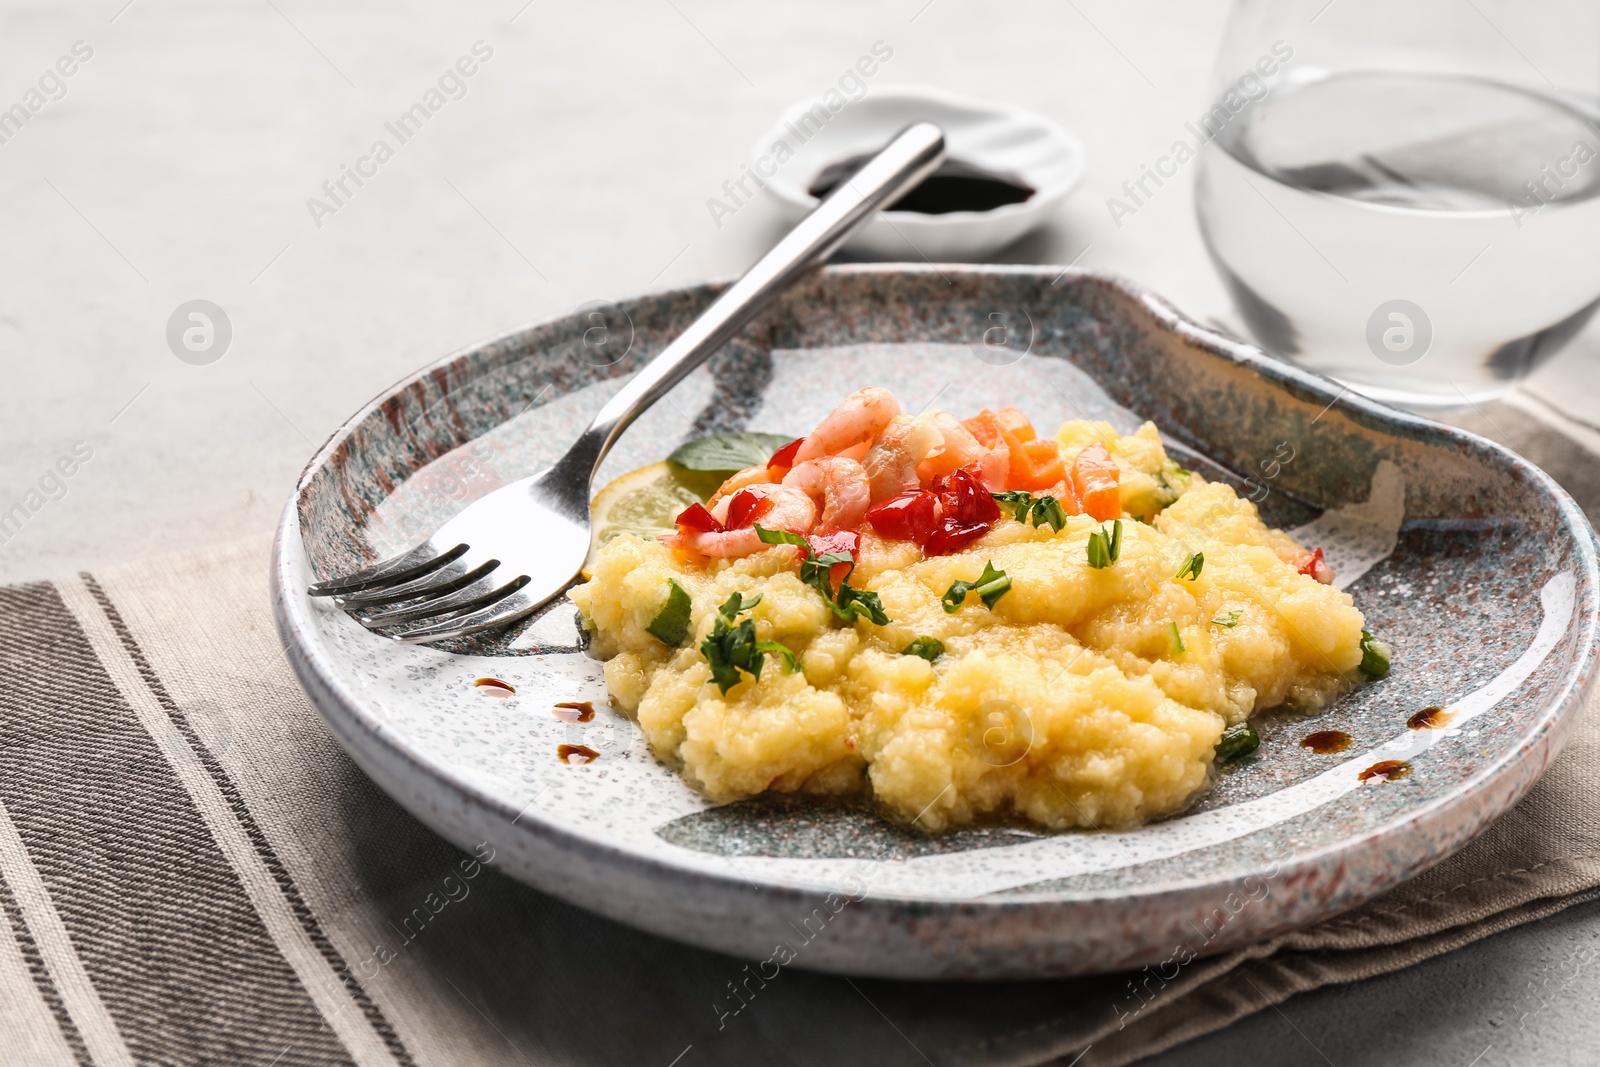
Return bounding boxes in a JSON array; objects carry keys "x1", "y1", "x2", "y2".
[{"x1": 554, "y1": 122, "x2": 946, "y2": 487}]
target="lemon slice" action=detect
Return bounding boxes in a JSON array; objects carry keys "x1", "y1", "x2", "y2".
[{"x1": 585, "y1": 461, "x2": 727, "y2": 575}]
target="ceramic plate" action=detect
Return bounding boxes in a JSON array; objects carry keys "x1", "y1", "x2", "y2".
[{"x1": 272, "y1": 266, "x2": 1599, "y2": 979}]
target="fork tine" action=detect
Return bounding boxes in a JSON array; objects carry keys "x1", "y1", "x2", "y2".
[
  {"x1": 307, "y1": 541, "x2": 467, "y2": 597},
  {"x1": 332, "y1": 556, "x2": 497, "y2": 610},
  {"x1": 387, "y1": 585, "x2": 545, "y2": 644},
  {"x1": 357, "y1": 573, "x2": 529, "y2": 627}
]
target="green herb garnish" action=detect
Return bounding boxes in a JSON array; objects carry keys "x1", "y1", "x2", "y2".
[
  {"x1": 699, "y1": 592, "x2": 799, "y2": 694},
  {"x1": 1216, "y1": 722, "x2": 1259, "y2": 762},
  {"x1": 1086, "y1": 519, "x2": 1122, "y2": 569},
  {"x1": 902, "y1": 636, "x2": 945, "y2": 662},
  {"x1": 1212, "y1": 609, "x2": 1243, "y2": 628},
  {"x1": 1174, "y1": 551, "x2": 1204, "y2": 581},
  {"x1": 1359, "y1": 630, "x2": 1392, "y2": 679},
  {"x1": 668, "y1": 431, "x2": 795, "y2": 472},
  {"x1": 992, "y1": 491, "x2": 1068, "y2": 533},
  {"x1": 753, "y1": 524, "x2": 891, "y2": 626},
  {"x1": 645, "y1": 578, "x2": 692, "y2": 647},
  {"x1": 1166, "y1": 621, "x2": 1186, "y2": 655},
  {"x1": 941, "y1": 561, "x2": 1012, "y2": 613}
]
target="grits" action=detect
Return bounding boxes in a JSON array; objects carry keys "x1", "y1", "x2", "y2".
[{"x1": 571, "y1": 411, "x2": 1370, "y2": 832}]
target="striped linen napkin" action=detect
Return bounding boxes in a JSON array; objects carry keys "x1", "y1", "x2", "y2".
[{"x1": 0, "y1": 397, "x2": 1594, "y2": 1067}]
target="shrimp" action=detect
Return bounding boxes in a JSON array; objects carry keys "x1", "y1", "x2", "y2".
[
  {"x1": 794, "y1": 388, "x2": 902, "y2": 462},
  {"x1": 915, "y1": 411, "x2": 987, "y2": 481},
  {"x1": 707, "y1": 464, "x2": 776, "y2": 509},
  {"x1": 782, "y1": 456, "x2": 872, "y2": 531},
  {"x1": 675, "y1": 483, "x2": 817, "y2": 558},
  {"x1": 863, "y1": 415, "x2": 943, "y2": 501}
]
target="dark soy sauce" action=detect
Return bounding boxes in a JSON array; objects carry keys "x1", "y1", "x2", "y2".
[{"x1": 809, "y1": 154, "x2": 1034, "y2": 214}]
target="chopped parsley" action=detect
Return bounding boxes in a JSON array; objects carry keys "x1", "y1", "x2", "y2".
[
  {"x1": 1359, "y1": 630, "x2": 1392, "y2": 679},
  {"x1": 645, "y1": 579, "x2": 692, "y2": 646},
  {"x1": 1166, "y1": 621, "x2": 1186, "y2": 655},
  {"x1": 1216, "y1": 722, "x2": 1259, "y2": 762},
  {"x1": 699, "y1": 592, "x2": 799, "y2": 695},
  {"x1": 1086, "y1": 519, "x2": 1122, "y2": 569},
  {"x1": 753, "y1": 524, "x2": 891, "y2": 626},
  {"x1": 941, "y1": 561, "x2": 1012, "y2": 613},
  {"x1": 1174, "y1": 552, "x2": 1204, "y2": 581},
  {"x1": 902, "y1": 636, "x2": 945, "y2": 662},
  {"x1": 992, "y1": 491, "x2": 1067, "y2": 532},
  {"x1": 1211, "y1": 609, "x2": 1243, "y2": 628}
]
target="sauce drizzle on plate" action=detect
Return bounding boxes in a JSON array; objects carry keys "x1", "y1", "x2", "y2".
[
  {"x1": 554, "y1": 701, "x2": 595, "y2": 723},
  {"x1": 1358, "y1": 759, "x2": 1412, "y2": 783},
  {"x1": 1301, "y1": 730, "x2": 1352, "y2": 754}
]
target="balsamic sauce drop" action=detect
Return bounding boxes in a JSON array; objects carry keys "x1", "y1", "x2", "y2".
[
  {"x1": 1358, "y1": 759, "x2": 1412, "y2": 783},
  {"x1": 1408, "y1": 706, "x2": 1452, "y2": 729},
  {"x1": 557, "y1": 744, "x2": 600, "y2": 765},
  {"x1": 553, "y1": 701, "x2": 596, "y2": 723},
  {"x1": 474, "y1": 677, "x2": 516, "y2": 698},
  {"x1": 1301, "y1": 730, "x2": 1352, "y2": 754}
]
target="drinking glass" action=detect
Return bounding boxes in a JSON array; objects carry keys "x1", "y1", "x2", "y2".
[{"x1": 1195, "y1": 0, "x2": 1600, "y2": 408}]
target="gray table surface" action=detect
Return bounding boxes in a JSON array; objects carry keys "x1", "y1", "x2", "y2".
[{"x1": 3, "y1": 1, "x2": 1598, "y2": 1063}]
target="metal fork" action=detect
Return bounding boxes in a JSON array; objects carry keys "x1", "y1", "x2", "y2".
[{"x1": 307, "y1": 122, "x2": 946, "y2": 643}]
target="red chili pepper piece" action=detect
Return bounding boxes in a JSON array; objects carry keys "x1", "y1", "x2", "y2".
[
  {"x1": 674, "y1": 502, "x2": 723, "y2": 532},
  {"x1": 864, "y1": 490, "x2": 938, "y2": 543},
  {"x1": 1296, "y1": 547, "x2": 1335, "y2": 585},
  {"x1": 767, "y1": 438, "x2": 805, "y2": 473},
  {"x1": 725, "y1": 490, "x2": 774, "y2": 529},
  {"x1": 933, "y1": 467, "x2": 1001, "y2": 525},
  {"x1": 923, "y1": 520, "x2": 990, "y2": 557},
  {"x1": 805, "y1": 529, "x2": 860, "y2": 584},
  {"x1": 805, "y1": 529, "x2": 860, "y2": 559}
]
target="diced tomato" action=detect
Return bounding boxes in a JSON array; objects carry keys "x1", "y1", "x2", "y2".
[
  {"x1": 865, "y1": 491, "x2": 939, "y2": 543},
  {"x1": 1069, "y1": 442, "x2": 1121, "y2": 521},
  {"x1": 725, "y1": 489, "x2": 773, "y2": 529},
  {"x1": 806, "y1": 529, "x2": 859, "y2": 585},
  {"x1": 806, "y1": 529, "x2": 860, "y2": 558},
  {"x1": 1296, "y1": 547, "x2": 1335, "y2": 585},
  {"x1": 675, "y1": 502, "x2": 723, "y2": 532},
  {"x1": 1009, "y1": 437, "x2": 1066, "y2": 492},
  {"x1": 767, "y1": 437, "x2": 804, "y2": 474},
  {"x1": 934, "y1": 467, "x2": 1001, "y2": 525},
  {"x1": 924, "y1": 520, "x2": 990, "y2": 556}
]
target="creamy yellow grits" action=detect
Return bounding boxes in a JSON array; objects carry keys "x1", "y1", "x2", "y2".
[{"x1": 570, "y1": 420, "x2": 1367, "y2": 831}]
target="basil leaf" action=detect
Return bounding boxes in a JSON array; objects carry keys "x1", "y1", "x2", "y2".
[
  {"x1": 699, "y1": 592, "x2": 792, "y2": 694},
  {"x1": 1212, "y1": 609, "x2": 1243, "y2": 628},
  {"x1": 669, "y1": 432, "x2": 795, "y2": 472},
  {"x1": 1166, "y1": 621, "x2": 1186, "y2": 655},
  {"x1": 755, "y1": 639, "x2": 801, "y2": 674},
  {"x1": 941, "y1": 561, "x2": 1011, "y2": 613},
  {"x1": 1087, "y1": 521, "x2": 1122, "y2": 569},
  {"x1": 753, "y1": 523, "x2": 808, "y2": 549},
  {"x1": 1359, "y1": 630, "x2": 1392, "y2": 679},
  {"x1": 645, "y1": 579, "x2": 692, "y2": 647},
  {"x1": 1216, "y1": 722, "x2": 1259, "y2": 762},
  {"x1": 902, "y1": 636, "x2": 944, "y2": 662},
  {"x1": 1174, "y1": 551, "x2": 1204, "y2": 581}
]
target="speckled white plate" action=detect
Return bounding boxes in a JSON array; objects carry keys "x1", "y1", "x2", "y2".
[{"x1": 272, "y1": 266, "x2": 1599, "y2": 979}]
